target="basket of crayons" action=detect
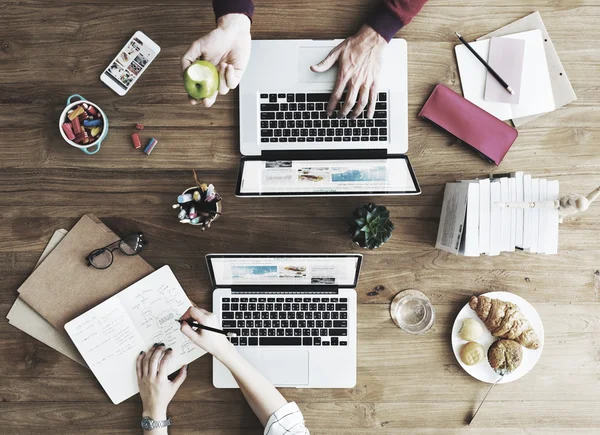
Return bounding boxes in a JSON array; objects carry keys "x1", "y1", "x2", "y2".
[{"x1": 173, "y1": 171, "x2": 222, "y2": 230}]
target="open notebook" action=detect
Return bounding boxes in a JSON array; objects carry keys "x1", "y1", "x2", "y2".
[
  {"x1": 455, "y1": 29, "x2": 554, "y2": 121},
  {"x1": 65, "y1": 266, "x2": 206, "y2": 404}
]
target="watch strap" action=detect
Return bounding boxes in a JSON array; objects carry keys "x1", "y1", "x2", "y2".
[{"x1": 142, "y1": 416, "x2": 172, "y2": 430}]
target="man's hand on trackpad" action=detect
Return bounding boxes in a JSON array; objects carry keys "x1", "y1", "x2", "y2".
[
  {"x1": 181, "y1": 13, "x2": 252, "y2": 108},
  {"x1": 311, "y1": 25, "x2": 386, "y2": 119}
]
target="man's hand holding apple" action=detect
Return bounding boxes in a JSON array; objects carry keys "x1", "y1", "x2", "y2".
[
  {"x1": 181, "y1": 12, "x2": 386, "y2": 119},
  {"x1": 181, "y1": 13, "x2": 251, "y2": 107}
]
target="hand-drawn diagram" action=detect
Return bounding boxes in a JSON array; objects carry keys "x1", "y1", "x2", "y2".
[{"x1": 127, "y1": 283, "x2": 197, "y2": 357}]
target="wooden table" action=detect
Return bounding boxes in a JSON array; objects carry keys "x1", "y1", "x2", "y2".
[{"x1": 1, "y1": 1, "x2": 599, "y2": 433}]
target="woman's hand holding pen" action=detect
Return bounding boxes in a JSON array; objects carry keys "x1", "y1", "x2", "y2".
[{"x1": 180, "y1": 306, "x2": 235, "y2": 360}]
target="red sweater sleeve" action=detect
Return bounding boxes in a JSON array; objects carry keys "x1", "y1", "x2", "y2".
[
  {"x1": 213, "y1": 0, "x2": 255, "y2": 21},
  {"x1": 366, "y1": 0, "x2": 429, "y2": 42}
]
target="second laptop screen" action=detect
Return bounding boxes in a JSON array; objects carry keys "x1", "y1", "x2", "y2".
[{"x1": 238, "y1": 158, "x2": 418, "y2": 195}]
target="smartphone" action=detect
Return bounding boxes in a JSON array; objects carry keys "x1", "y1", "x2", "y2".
[{"x1": 101, "y1": 31, "x2": 160, "y2": 96}]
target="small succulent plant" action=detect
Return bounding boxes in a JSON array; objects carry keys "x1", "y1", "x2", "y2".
[{"x1": 348, "y1": 203, "x2": 395, "y2": 250}]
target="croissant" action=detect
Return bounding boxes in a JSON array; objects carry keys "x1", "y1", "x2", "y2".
[{"x1": 469, "y1": 295, "x2": 540, "y2": 350}]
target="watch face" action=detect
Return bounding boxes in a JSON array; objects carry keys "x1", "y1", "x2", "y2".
[{"x1": 141, "y1": 417, "x2": 153, "y2": 430}]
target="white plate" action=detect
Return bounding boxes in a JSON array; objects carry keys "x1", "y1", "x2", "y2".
[{"x1": 451, "y1": 291, "x2": 544, "y2": 384}]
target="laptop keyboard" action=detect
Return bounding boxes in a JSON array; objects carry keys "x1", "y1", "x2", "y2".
[
  {"x1": 220, "y1": 296, "x2": 349, "y2": 347},
  {"x1": 259, "y1": 92, "x2": 388, "y2": 143}
]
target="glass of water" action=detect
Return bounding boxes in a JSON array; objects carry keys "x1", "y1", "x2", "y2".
[{"x1": 390, "y1": 289, "x2": 435, "y2": 334}]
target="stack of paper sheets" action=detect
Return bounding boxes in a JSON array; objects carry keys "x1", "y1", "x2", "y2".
[
  {"x1": 436, "y1": 172, "x2": 560, "y2": 256},
  {"x1": 455, "y1": 29, "x2": 555, "y2": 122}
]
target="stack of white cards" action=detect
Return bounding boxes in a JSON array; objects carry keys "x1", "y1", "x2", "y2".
[{"x1": 436, "y1": 172, "x2": 559, "y2": 256}]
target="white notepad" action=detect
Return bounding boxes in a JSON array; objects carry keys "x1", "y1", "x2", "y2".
[
  {"x1": 489, "y1": 181, "x2": 502, "y2": 256},
  {"x1": 455, "y1": 29, "x2": 555, "y2": 121},
  {"x1": 65, "y1": 266, "x2": 206, "y2": 404},
  {"x1": 545, "y1": 180, "x2": 560, "y2": 255},
  {"x1": 478, "y1": 178, "x2": 491, "y2": 255},
  {"x1": 512, "y1": 171, "x2": 525, "y2": 249}
]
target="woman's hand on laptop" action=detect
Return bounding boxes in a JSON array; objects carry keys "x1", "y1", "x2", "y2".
[
  {"x1": 311, "y1": 25, "x2": 386, "y2": 119},
  {"x1": 137, "y1": 344, "x2": 188, "y2": 422},
  {"x1": 179, "y1": 306, "x2": 234, "y2": 360},
  {"x1": 181, "y1": 13, "x2": 252, "y2": 107}
]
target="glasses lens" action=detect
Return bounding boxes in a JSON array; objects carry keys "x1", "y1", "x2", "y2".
[
  {"x1": 89, "y1": 249, "x2": 113, "y2": 269},
  {"x1": 120, "y1": 234, "x2": 142, "y2": 255}
]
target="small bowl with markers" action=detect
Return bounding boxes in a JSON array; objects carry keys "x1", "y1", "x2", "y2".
[
  {"x1": 59, "y1": 94, "x2": 108, "y2": 155},
  {"x1": 174, "y1": 184, "x2": 222, "y2": 230}
]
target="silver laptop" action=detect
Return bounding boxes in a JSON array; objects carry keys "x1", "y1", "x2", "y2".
[
  {"x1": 208, "y1": 254, "x2": 362, "y2": 388},
  {"x1": 236, "y1": 39, "x2": 420, "y2": 197}
]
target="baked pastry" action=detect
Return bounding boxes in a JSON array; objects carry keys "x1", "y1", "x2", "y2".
[
  {"x1": 458, "y1": 318, "x2": 483, "y2": 341},
  {"x1": 459, "y1": 341, "x2": 485, "y2": 366},
  {"x1": 469, "y1": 295, "x2": 540, "y2": 350},
  {"x1": 487, "y1": 339, "x2": 523, "y2": 375}
]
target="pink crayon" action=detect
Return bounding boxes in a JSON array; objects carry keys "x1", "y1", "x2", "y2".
[{"x1": 62, "y1": 122, "x2": 75, "y2": 140}]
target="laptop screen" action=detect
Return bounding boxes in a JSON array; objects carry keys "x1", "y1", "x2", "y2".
[
  {"x1": 236, "y1": 156, "x2": 420, "y2": 196},
  {"x1": 206, "y1": 254, "x2": 362, "y2": 288}
]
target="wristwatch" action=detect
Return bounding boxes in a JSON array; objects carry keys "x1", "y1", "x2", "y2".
[{"x1": 141, "y1": 416, "x2": 172, "y2": 430}]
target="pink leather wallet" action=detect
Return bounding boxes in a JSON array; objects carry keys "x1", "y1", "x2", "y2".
[{"x1": 418, "y1": 84, "x2": 518, "y2": 165}]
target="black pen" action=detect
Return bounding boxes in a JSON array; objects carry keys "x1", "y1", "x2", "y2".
[
  {"x1": 176, "y1": 319, "x2": 237, "y2": 337},
  {"x1": 455, "y1": 32, "x2": 514, "y2": 95}
]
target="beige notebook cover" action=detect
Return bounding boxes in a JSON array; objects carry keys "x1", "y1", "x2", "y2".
[
  {"x1": 7, "y1": 229, "x2": 87, "y2": 366},
  {"x1": 479, "y1": 11, "x2": 577, "y2": 127},
  {"x1": 18, "y1": 214, "x2": 155, "y2": 333}
]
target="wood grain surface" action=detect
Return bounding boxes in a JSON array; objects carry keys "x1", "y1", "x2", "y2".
[{"x1": 1, "y1": 0, "x2": 599, "y2": 434}]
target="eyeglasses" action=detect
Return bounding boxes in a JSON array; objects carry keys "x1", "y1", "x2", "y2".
[{"x1": 87, "y1": 233, "x2": 147, "y2": 270}]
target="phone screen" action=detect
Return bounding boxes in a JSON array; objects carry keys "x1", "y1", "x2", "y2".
[{"x1": 104, "y1": 35, "x2": 158, "y2": 91}]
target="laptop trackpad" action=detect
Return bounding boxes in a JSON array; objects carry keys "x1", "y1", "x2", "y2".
[
  {"x1": 298, "y1": 47, "x2": 338, "y2": 83},
  {"x1": 261, "y1": 350, "x2": 309, "y2": 385}
]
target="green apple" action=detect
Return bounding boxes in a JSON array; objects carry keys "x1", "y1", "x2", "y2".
[{"x1": 183, "y1": 60, "x2": 219, "y2": 100}]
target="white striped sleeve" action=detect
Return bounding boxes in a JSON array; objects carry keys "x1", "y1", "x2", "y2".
[{"x1": 264, "y1": 402, "x2": 310, "y2": 435}]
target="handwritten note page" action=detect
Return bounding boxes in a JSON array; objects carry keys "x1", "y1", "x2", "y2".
[
  {"x1": 65, "y1": 266, "x2": 205, "y2": 404},
  {"x1": 119, "y1": 266, "x2": 205, "y2": 372},
  {"x1": 65, "y1": 297, "x2": 143, "y2": 404}
]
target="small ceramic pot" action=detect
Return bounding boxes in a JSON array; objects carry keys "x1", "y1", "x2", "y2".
[{"x1": 58, "y1": 94, "x2": 109, "y2": 155}]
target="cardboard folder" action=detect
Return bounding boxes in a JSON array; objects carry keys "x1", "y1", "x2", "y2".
[
  {"x1": 7, "y1": 229, "x2": 87, "y2": 367},
  {"x1": 17, "y1": 214, "x2": 154, "y2": 333}
]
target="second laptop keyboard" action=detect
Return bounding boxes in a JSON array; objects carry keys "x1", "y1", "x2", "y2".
[
  {"x1": 259, "y1": 92, "x2": 388, "y2": 143},
  {"x1": 221, "y1": 296, "x2": 349, "y2": 347}
]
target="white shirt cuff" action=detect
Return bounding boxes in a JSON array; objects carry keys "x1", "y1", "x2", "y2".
[{"x1": 264, "y1": 402, "x2": 309, "y2": 435}]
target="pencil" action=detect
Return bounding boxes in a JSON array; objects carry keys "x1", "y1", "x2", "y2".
[
  {"x1": 454, "y1": 32, "x2": 514, "y2": 95},
  {"x1": 176, "y1": 319, "x2": 237, "y2": 337}
]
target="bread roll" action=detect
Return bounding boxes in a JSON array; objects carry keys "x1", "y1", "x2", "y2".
[
  {"x1": 488, "y1": 339, "x2": 523, "y2": 375},
  {"x1": 458, "y1": 318, "x2": 483, "y2": 341},
  {"x1": 459, "y1": 341, "x2": 485, "y2": 366}
]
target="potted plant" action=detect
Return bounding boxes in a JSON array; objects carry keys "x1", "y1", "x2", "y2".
[{"x1": 348, "y1": 203, "x2": 395, "y2": 250}]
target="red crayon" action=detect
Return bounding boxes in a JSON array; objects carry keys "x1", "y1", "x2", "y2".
[
  {"x1": 72, "y1": 116, "x2": 82, "y2": 135},
  {"x1": 131, "y1": 133, "x2": 142, "y2": 149}
]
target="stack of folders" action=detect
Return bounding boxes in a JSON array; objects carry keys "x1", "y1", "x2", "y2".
[{"x1": 436, "y1": 172, "x2": 559, "y2": 256}]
